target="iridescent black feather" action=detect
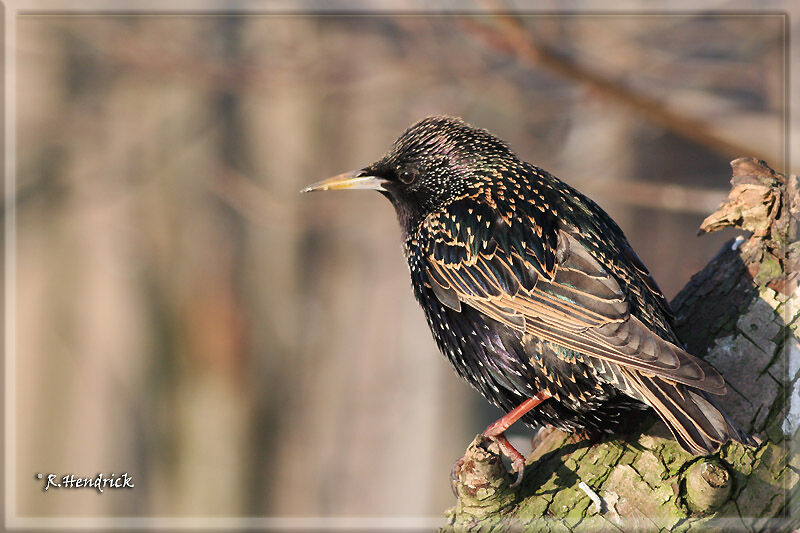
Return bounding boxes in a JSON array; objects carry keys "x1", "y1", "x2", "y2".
[{"x1": 325, "y1": 116, "x2": 754, "y2": 454}]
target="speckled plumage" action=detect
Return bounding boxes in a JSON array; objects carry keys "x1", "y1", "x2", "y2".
[{"x1": 307, "y1": 116, "x2": 753, "y2": 457}]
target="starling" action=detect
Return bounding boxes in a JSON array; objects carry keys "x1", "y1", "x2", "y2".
[{"x1": 303, "y1": 116, "x2": 754, "y2": 486}]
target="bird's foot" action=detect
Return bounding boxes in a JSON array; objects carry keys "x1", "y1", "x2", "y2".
[
  {"x1": 476, "y1": 393, "x2": 551, "y2": 488},
  {"x1": 484, "y1": 433, "x2": 526, "y2": 487}
]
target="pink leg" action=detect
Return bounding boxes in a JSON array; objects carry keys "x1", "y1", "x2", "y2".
[
  {"x1": 482, "y1": 391, "x2": 551, "y2": 487},
  {"x1": 483, "y1": 392, "x2": 552, "y2": 437}
]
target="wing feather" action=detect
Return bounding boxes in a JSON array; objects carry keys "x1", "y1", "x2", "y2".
[{"x1": 421, "y1": 200, "x2": 725, "y2": 395}]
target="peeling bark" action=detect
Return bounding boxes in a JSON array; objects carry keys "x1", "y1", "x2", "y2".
[{"x1": 444, "y1": 159, "x2": 799, "y2": 532}]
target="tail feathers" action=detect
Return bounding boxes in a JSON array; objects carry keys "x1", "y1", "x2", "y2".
[{"x1": 630, "y1": 372, "x2": 755, "y2": 454}]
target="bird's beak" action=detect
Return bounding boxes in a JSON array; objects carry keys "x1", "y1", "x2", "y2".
[{"x1": 301, "y1": 170, "x2": 389, "y2": 193}]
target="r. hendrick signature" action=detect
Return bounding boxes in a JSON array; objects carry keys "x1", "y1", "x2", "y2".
[{"x1": 36, "y1": 472, "x2": 134, "y2": 493}]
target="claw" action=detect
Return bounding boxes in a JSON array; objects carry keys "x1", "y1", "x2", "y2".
[
  {"x1": 510, "y1": 455, "x2": 525, "y2": 488},
  {"x1": 450, "y1": 456, "x2": 465, "y2": 496}
]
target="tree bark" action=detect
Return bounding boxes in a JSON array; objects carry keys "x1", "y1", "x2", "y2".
[{"x1": 444, "y1": 159, "x2": 799, "y2": 532}]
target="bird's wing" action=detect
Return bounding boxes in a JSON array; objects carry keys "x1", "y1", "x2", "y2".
[
  {"x1": 572, "y1": 188, "x2": 677, "y2": 330},
  {"x1": 420, "y1": 199, "x2": 725, "y2": 395}
]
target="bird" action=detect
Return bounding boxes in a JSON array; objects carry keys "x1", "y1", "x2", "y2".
[{"x1": 302, "y1": 115, "x2": 754, "y2": 487}]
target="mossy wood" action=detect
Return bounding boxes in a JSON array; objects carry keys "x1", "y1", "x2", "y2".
[{"x1": 444, "y1": 159, "x2": 799, "y2": 532}]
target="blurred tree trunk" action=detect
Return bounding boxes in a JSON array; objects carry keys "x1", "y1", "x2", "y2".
[{"x1": 444, "y1": 159, "x2": 799, "y2": 531}]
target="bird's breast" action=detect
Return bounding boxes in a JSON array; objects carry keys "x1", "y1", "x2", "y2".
[{"x1": 403, "y1": 240, "x2": 627, "y2": 427}]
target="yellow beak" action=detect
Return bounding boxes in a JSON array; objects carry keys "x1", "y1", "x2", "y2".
[{"x1": 301, "y1": 170, "x2": 389, "y2": 193}]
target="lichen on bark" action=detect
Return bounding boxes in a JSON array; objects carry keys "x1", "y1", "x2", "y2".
[{"x1": 443, "y1": 159, "x2": 799, "y2": 532}]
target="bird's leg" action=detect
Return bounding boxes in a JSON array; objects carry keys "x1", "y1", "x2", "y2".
[
  {"x1": 450, "y1": 391, "x2": 551, "y2": 491},
  {"x1": 481, "y1": 391, "x2": 551, "y2": 487}
]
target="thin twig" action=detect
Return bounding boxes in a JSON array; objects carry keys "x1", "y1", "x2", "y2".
[{"x1": 459, "y1": 15, "x2": 775, "y2": 164}]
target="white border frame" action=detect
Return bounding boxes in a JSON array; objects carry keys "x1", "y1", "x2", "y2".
[{"x1": 4, "y1": 2, "x2": 796, "y2": 530}]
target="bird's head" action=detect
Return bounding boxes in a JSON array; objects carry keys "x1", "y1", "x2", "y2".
[{"x1": 302, "y1": 116, "x2": 519, "y2": 232}]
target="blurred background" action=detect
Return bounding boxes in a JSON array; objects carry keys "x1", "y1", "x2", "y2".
[{"x1": 14, "y1": 9, "x2": 789, "y2": 520}]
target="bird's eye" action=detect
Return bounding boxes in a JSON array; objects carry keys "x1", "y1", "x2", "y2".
[{"x1": 398, "y1": 169, "x2": 417, "y2": 185}]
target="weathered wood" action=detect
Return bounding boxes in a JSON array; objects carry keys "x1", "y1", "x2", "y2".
[{"x1": 444, "y1": 159, "x2": 799, "y2": 531}]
